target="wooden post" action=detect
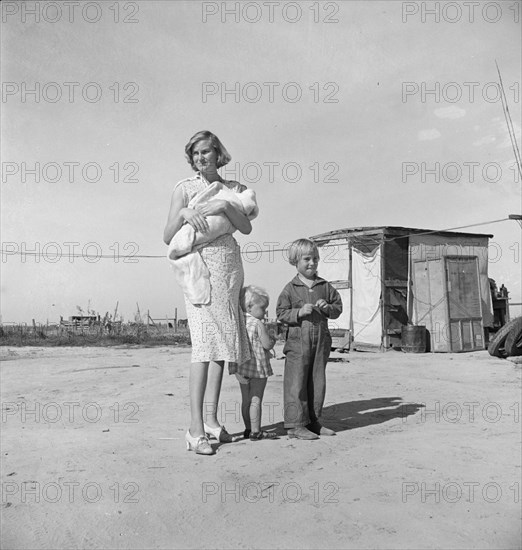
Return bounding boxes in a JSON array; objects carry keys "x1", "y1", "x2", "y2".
[
  {"x1": 349, "y1": 241, "x2": 354, "y2": 345},
  {"x1": 175, "y1": 307, "x2": 178, "y2": 332},
  {"x1": 380, "y1": 238, "x2": 385, "y2": 351},
  {"x1": 148, "y1": 314, "x2": 159, "y2": 333},
  {"x1": 147, "y1": 310, "x2": 150, "y2": 327}
]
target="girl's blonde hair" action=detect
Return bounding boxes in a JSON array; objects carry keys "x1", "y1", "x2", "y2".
[
  {"x1": 287, "y1": 239, "x2": 319, "y2": 266},
  {"x1": 240, "y1": 285, "x2": 269, "y2": 311}
]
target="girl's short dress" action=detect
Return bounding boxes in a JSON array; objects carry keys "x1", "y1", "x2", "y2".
[{"x1": 229, "y1": 313, "x2": 273, "y2": 379}]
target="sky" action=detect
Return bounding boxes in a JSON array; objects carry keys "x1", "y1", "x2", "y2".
[{"x1": 1, "y1": 0, "x2": 521, "y2": 324}]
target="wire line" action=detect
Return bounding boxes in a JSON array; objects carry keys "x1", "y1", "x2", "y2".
[{"x1": 0, "y1": 217, "x2": 518, "y2": 259}]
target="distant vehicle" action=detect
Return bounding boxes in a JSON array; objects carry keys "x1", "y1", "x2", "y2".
[{"x1": 330, "y1": 327, "x2": 351, "y2": 353}]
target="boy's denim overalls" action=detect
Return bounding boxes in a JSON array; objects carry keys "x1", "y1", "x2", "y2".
[{"x1": 276, "y1": 276, "x2": 342, "y2": 428}]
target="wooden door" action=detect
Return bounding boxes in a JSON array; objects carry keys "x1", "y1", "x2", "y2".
[
  {"x1": 413, "y1": 258, "x2": 448, "y2": 352},
  {"x1": 445, "y1": 256, "x2": 484, "y2": 351}
]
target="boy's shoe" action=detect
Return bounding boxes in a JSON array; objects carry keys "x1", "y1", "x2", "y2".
[
  {"x1": 287, "y1": 426, "x2": 319, "y2": 440},
  {"x1": 306, "y1": 422, "x2": 336, "y2": 436},
  {"x1": 249, "y1": 431, "x2": 279, "y2": 441}
]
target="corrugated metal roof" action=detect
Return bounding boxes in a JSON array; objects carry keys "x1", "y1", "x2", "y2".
[{"x1": 311, "y1": 226, "x2": 493, "y2": 242}]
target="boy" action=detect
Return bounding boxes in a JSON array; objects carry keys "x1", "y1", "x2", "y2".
[{"x1": 276, "y1": 239, "x2": 342, "y2": 440}]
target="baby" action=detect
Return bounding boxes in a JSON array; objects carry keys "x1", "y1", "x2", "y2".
[
  {"x1": 168, "y1": 181, "x2": 258, "y2": 260},
  {"x1": 167, "y1": 181, "x2": 258, "y2": 305}
]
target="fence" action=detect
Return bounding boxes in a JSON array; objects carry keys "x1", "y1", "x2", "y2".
[{"x1": 0, "y1": 320, "x2": 191, "y2": 347}]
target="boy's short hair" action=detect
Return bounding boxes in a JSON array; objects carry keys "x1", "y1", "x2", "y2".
[
  {"x1": 240, "y1": 285, "x2": 269, "y2": 311},
  {"x1": 287, "y1": 239, "x2": 320, "y2": 266}
]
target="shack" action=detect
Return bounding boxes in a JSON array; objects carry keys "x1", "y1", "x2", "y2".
[
  {"x1": 311, "y1": 226, "x2": 494, "y2": 352},
  {"x1": 60, "y1": 315, "x2": 100, "y2": 328}
]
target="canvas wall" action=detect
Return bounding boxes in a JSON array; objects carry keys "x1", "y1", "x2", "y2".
[{"x1": 317, "y1": 238, "x2": 351, "y2": 331}]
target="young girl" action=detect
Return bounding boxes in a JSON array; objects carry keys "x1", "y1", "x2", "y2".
[
  {"x1": 230, "y1": 286, "x2": 279, "y2": 441},
  {"x1": 276, "y1": 239, "x2": 343, "y2": 440}
]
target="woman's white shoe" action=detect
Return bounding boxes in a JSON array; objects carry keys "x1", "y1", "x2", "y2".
[
  {"x1": 203, "y1": 423, "x2": 236, "y2": 443},
  {"x1": 185, "y1": 430, "x2": 215, "y2": 455}
]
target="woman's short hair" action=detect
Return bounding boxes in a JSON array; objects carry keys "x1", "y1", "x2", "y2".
[
  {"x1": 287, "y1": 239, "x2": 319, "y2": 266},
  {"x1": 240, "y1": 285, "x2": 269, "y2": 311},
  {"x1": 184, "y1": 130, "x2": 232, "y2": 170}
]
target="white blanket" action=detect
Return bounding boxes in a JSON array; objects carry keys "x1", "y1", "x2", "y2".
[{"x1": 168, "y1": 182, "x2": 258, "y2": 305}]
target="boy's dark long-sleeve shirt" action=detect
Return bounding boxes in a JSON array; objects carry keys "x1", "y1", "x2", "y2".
[
  {"x1": 276, "y1": 275, "x2": 342, "y2": 334},
  {"x1": 276, "y1": 274, "x2": 343, "y2": 428}
]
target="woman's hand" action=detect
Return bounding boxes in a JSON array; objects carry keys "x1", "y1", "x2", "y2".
[
  {"x1": 182, "y1": 207, "x2": 209, "y2": 234},
  {"x1": 195, "y1": 199, "x2": 228, "y2": 217}
]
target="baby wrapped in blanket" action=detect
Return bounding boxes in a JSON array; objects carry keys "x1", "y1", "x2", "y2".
[{"x1": 168, "y1": 181, "x2": 259, "y2": 305}]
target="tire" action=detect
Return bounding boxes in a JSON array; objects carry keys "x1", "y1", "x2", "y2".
[
  {"x1": 504, "y1": 319, "x2": 522, "y2": 357},
  {"x1": 488, "y1": 317, "x2": 522, "y2": 358}
]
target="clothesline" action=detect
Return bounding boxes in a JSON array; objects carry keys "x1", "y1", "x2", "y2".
[{"x1": 0, "y1": 217, "x2": 517, "y2": 260}]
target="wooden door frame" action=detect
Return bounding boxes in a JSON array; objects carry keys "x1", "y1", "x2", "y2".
[{"x1": 444, "y1": 255, "x2": 484, "y2": 352}]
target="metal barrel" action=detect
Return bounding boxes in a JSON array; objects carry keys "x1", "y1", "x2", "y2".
[{"x1": 401, "y1": 325, "x2": 427, "y2": 353}]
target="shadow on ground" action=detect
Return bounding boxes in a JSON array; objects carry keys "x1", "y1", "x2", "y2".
[{"x1": 235, "y1": 397, "x2": 425, "y2": 437}]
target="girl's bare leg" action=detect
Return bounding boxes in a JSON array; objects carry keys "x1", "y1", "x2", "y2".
[
  {"x1": 239, "y1": 381, "x2": 251, "y2": 431},
  {"x1": 189, "y1": 361, "x2": 210, "y2": 437},
  {"x1": 249, "y1": 378, "x2": 267, "y2": 433}
]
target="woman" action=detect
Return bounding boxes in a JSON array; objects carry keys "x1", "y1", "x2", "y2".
[{"x1": 164, "y1": 131, "x2": 254, "y2": 455}]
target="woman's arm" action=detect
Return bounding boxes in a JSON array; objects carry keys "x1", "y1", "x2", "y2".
[
  {"x1": 223, "y1": 202, "x2": 252, "y2": 235},
  {"x1": 195, "y1": 200, "x2": 252, "y2": 235},
  {"x1": 163, "y1": 185, "x2": 210, "y2": 245}
]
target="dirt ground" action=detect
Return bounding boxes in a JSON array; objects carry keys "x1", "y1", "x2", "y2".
[{"x1": 1, "y1": 344, "x2": 521, "y2": 550}]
